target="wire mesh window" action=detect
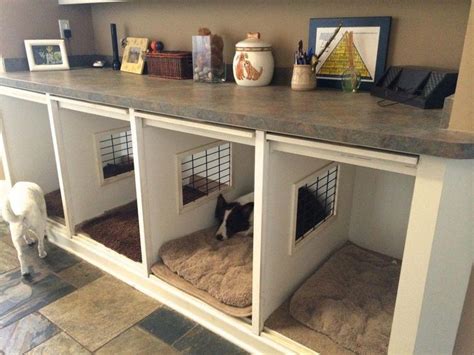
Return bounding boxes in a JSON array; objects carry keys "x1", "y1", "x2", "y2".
[
  {"x1": 180, "y1": 142, "x2": 232, "y2": 207},
  {"x1": 295, "y1": 164, "x2": 338, "y2": 243},
  {"x1": 98, "y1": 129, "x2": 134, "y2": 180}
]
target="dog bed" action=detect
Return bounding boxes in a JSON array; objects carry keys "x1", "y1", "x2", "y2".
[
  {"x1": 45, "y1": 189, "x2": 65, "y2": 221},
  {"x1": 151, "y1": 227, "x2": 253, "y2": 317},
  {"x1": 282, "y1": 243, "x2": 400, "y2": 354},
  {"x1": 78, "y1": 201, "x2": 141, "y2": 262}
]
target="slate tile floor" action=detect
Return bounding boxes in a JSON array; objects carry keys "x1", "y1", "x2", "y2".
[{"x1": 0, "y1": 222, "x2": 247, "y2": 354}]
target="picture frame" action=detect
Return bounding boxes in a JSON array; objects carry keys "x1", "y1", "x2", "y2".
[
  {"x1": 121, "y1": 37, "x2": 149, "y2": 74},
  {"x1": 24, "y1": 39, "x2": 70, "y2": 71},
  {"x1": 308, "y1": 17, "x2": 391, "y2": 90}
]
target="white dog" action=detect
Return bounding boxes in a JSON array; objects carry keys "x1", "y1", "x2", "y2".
[{"x1": 2, "y1": 182, "x2": 48, "y2": 275}]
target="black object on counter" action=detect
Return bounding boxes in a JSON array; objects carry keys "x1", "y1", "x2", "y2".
[
  {"x1": 371, "y1": 66, "x2": 458, "y2": 109},
  {"x1": 110, "y1": 24, "x2": 121, "y2": 70}
]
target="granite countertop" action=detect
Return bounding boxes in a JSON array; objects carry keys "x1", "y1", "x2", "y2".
[{"x1": 0, "y1": 69, "x2": 473, "y2": 159}]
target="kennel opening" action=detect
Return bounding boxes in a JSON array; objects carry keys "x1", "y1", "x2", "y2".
[
  {"x1": 55, "y1": 105, "x2": 142, "y2": 263},
  {"x1": 140, "y1": 119, "x2": 256, "y2": 317},
  {"x1": 261, "y1": 145, "x2": 415, "y2": 354},
  {"x1": 0, "y1": 94, "x2": 66, "y2": 224}
]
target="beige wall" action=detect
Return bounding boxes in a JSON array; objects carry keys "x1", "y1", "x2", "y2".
[
  {"x1": 91, "y1": 0, "x2": 470, "y2": 69},
  {"x1": 0, "y1": 0, "x2": 95, "y2": 58}
]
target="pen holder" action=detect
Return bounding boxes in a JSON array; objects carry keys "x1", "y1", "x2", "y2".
[{"x1": 291, "y1": 64, "x2": 316, "y2": 91}]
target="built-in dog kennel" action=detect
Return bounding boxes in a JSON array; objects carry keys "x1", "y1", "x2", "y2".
[
  {"x1": 259, "y1": 135, "x2": 417, "y2": 354},
  {"x1": 136, "y1": 112, "x2": 256, "y2": 317},
  {"x1": 52, "y1": 99, "x2": 142, "y2": 264},
  {"x1": 0, "y1": 89, "x2": 67, "y2": 224}
]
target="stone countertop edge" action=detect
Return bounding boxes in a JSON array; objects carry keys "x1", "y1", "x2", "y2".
[{"x1": 0, "y1": 70, "x2": 472, "y2": 160}]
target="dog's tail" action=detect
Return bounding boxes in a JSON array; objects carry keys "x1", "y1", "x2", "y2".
[{"x1": 2, "y1": 198, "x2": 22, "y2": 223}]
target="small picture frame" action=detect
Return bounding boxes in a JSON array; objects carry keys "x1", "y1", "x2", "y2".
[
  {"x1": 121, "y1": 37, "x2": 149, "y2": 74},
  {"x1": 24, "y1": 39, "x2": 70, "y2": 71},
  {"x1": 308, "y1": 17, "x2": 391, "y2": 90}
]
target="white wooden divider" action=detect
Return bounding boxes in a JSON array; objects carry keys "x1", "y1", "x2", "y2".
[
  {"x1": 130, "y1": 109, "x2": 154, "y2": 275},
  {"x1": 268, "y1": 134, "x2": 418, "y2": 176},
  {"x1": 0, "y1": 117, "x2": 13, "y2": 188},
  {"x1": 0, "y1": 86, "x2": 47, "y2": 104},
  {"x1": 252, "y1": 130, "x2": 270, "y2": 334},
  {"x1": 51, "y1": 96, "x2": 129, "y2": 121},
  {"x1": 46, "y1": 95, "x2": 75, "y2": 237},
  {"x1": 136, "y1": 111, "x2": 255, "y2": 146}
]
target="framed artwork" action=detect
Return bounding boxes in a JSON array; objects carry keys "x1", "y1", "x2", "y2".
[
  {"x1": 308, "y1": 17, "x2": 391, "y2": 90},
  {"x1": 121, "y1": 37, "x2": 149, "y2": 74},
  {"x1": 24, "y1": 39, "x2": 70, "y2": 71}
]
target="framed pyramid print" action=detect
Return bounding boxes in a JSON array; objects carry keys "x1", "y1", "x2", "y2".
[{"x1": 309, "y1": 17, "x2": 391, "y2": 90}]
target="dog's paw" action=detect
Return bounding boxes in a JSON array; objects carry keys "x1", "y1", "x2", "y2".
[{"x1": 39, "y1": 251, "x2": 47, "y2": 259}]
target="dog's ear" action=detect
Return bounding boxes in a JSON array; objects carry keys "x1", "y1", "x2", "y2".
[
  {"x1": 215, "y1": 194, "x2": 227, "y2": 221},
  {"x1": 240, "y1": 202, "x2": 254, "y2": 219}
]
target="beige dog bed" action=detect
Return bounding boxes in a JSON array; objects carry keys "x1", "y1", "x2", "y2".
[
  {"x1": 288, "y1": 243, "x2": 400, "y2": 354},
  {"x1": 151, "y1": 227, "x2": 253, "y2": 317}
]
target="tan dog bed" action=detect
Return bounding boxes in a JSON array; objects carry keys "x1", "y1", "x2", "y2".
[
  {"x1": 151, "y1": 227, "x2": 253, "y2": 317},
  {"x1": 288, "y1": 243, "x2": 400, "y2": 354}
]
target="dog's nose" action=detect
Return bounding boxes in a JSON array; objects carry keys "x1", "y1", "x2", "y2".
[{"x1": 216, "y1": 234, "x2": 223, "y2": 241}]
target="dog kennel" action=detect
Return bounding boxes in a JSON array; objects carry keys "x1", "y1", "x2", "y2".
[
  {"x1": 258, "y1": 134, "x2": 417, "y2": 354},
  {"x1": 49, "y1": 98, "x2": 142, "y2": 264},
  {"x1": 0, "y1": 88, "x2": 67, "y2": 224},
  {"x1": 134, "y1": 111, "x2": 257, "y2": 317}
]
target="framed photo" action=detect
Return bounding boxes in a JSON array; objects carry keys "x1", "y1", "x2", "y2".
[
  {"x1": 121, "y1": 37, "x2": 148, "y2": 74},
  {"x1": 24, "y1": 39, "x2": 70, "y2": 71},
  {"x1": 309, "y1": 17, "x2": 391, "y2": 90}
]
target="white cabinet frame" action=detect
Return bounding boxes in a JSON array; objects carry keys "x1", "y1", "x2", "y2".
[{"x1": 0, "y1": 87, "x2": 471, "y2": 354}]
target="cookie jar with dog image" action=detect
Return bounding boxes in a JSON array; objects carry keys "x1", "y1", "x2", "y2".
[{"x1": 233, "y1": 32, "x2": 274, "y2": 87}]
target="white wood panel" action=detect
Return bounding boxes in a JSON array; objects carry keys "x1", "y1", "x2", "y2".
[
  {"x1": 130, "y1": 110, "x2": 153, "y2": 275},
  {"x1": 57, "y1": 107, "x2": 136, "y2": 225},
  {"x1": 252, "y1": 130, "x2": 269, "y2": 334},
  {"x1": 0, "y1": 86, "x2": 47, "y2": 104},
  {"x1": 0, "y1": 117, "x2": 13, "y2": 188},
  {"x1": 53, "y1": 96, "x2": 129, "y2": 121},
  {"x1": 349, "y1": 167, "x2": 415, "y2": 259},
  {"x1": 143, "y1": 125, "x2": 255, "y2": 265},
  {"x1": 389, "y1": 156, "x2": 473, "y2": 353},
  {"x1": 0, "y1": 95, "x2": 60, "y2": 193},
  {"x1": 139, "y1": 111, "x2": 255, "y2": 146},
  {"x1": 47, "y1": 96, "x2": 75, "y2": 236},
  {"x1": 260, "y1": 148, "x2": 356, "y2": 324},
  {"x1": 269, "y1": 134, "x2": 418, "y2": 176}
]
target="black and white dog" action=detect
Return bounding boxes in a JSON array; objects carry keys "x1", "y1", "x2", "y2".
[
  {"x1": 214, "y1": 187, "x2": 327, "y2": 241},
  {"x1": 215, "y1": 192, "x2": 254, "y2": 241},
  {"x1": 2, "y1": 182, "x2": 48, "y2": 275}
]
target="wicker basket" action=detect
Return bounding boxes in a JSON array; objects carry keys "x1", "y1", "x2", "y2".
[{"x1": 146, "y1": 51, "x2": 193, "y2": 79}]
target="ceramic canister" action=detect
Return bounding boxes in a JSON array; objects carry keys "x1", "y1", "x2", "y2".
[{"x1": 233, "y1": 32, "x2": 274, "y2": 87}]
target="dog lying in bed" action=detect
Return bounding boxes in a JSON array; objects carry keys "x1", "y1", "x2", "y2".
[
  {"x1": 2, "y1": 182, "x2": 48, "y2": 276},
  {"x1": 215, "y1": 192, "x2": 254, "y2": 241},
  {"x1": 215, "y1": 188, "x2": 327, "y2": 241}
]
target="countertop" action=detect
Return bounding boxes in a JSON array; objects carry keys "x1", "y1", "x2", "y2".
[{"x1": 0, "y1": 69, "x2": 473, "y2": 159}]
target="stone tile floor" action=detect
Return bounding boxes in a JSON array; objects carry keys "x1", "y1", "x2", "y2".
[{"x1": 0, "y1": 222, "x2": 247, "y2": 354}]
